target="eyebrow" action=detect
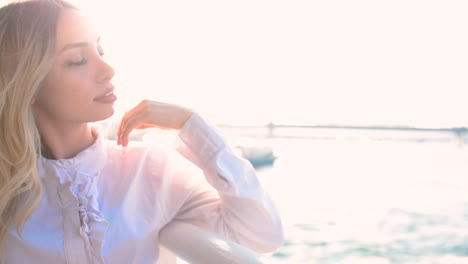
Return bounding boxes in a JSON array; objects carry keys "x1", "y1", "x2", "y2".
[{"x1": 59, "y1": 36, "x2": 101, "y2": 53}]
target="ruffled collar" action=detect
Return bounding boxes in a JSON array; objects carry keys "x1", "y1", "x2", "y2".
[
  {"x1": 37, "y1": 128, "x2": 108, "y2": 184},
  {"x1": 36, "y1": 128, "x2": 110, "y2": 263}
]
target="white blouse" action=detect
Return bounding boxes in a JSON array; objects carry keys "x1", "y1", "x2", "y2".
[{"x1": 4, "y1": 113, "x2": 283, "y2": 264}]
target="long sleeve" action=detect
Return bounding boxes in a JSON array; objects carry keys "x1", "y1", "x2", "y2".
[{"x1": 166, "y1": 113, "x2": 284, "y2": 253}]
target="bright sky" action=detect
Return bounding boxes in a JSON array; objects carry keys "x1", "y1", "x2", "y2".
[{"x1": 4, "y1": 0, "x2": 468, "y2": 127}]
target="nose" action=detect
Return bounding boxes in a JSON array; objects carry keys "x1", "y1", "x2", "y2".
[{"x1": 97, "y1": 57, "x2": 115, "y2": 83}]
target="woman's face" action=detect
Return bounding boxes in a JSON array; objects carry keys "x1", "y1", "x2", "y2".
[{"x1": 32, "y1": 8, "x2": 116, "y2": 125}]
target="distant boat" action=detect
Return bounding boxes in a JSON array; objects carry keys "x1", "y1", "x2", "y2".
[{"x1": 236, "y1": 145, "x2": 277, "y2": 168}]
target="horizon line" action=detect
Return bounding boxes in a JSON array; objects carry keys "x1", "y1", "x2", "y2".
[{"x1": 216, "y1": 123, "x2": 468, "y2": 133}]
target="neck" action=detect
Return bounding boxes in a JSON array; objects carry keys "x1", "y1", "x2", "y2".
[{"x1": 37, "y1": 122, "x2": 96, "y2": 160}]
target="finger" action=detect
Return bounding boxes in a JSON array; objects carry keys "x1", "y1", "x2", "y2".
[
  {"x1": 119, "y1": 112, "x2": 147, "y2": 147},
  {"x1": 135, "y1": 124, "x2": 154, "y2": 129},
  {"x1": 119, "y1": 106, "x2": 147, "y2": 136},
  {"x1": 118, "y1": 108, "x2": 139, "y2": 136},
  {"x1": 116, "y1": 114, "x2": 125, "y2": 145},
  {"x1": 117, "y1": 103, "x2": 146, "y2": 144}
]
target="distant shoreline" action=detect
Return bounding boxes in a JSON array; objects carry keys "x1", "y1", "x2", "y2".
[
  {"x1": 96, "y1": 119, "x2": 468, "y2": 142},
  {"x1": 217, "y1": 123, "x2": 468, "y2": 134}
]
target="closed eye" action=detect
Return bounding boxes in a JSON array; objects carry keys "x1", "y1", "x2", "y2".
[
  {"x1": 97, "y1": 46, "x2": 105, "y2": 57},
  {"x1": 67, "y1": 57, "x2": 88, "y2": 66}
]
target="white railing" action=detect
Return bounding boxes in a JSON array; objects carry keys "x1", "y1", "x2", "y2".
[{"x1": 159, "y1": 221, "x2": 272, "y2": 264}]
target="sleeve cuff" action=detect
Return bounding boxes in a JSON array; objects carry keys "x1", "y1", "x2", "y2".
[
  {"x1": 174, "y1": 113, "x2": 227, "y2": 170},
  {"x1": 173, "y1": 113, "x2": 259, "y2": 195}
]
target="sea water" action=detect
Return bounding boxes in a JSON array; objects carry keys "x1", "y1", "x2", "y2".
[{"x1": 235, "y1": 129, "x2": 468, "y2": 264}]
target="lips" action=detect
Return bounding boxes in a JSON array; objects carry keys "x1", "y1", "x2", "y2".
[
  {"x1": 95, "y1": 86, "x2": 114, "y2": 98},
  {"x1": 94, "y1": 86, "x2": 117, "y2": 103},
  {"x1": 97, "y1": 90, "x2": 114, "y2": 99}
]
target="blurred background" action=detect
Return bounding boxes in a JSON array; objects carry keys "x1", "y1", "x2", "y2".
[
  {"x1": 9, "y1": 0, "x2": 468, "y2": 262},
  {"x1": 77, "y1": 0, "x2": 468, "y2": 129},
  {"x1": 80, "y1": 1, "x2": 468, "y2": 263}
]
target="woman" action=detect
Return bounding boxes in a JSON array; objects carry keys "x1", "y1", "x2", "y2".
[{"x1": 0, "y1": 0, "x2": 283, "y2": 263}]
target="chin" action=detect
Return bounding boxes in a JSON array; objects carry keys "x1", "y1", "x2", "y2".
[{"x1": 92, "y1": 108, "x2": 115, "y2": 122}]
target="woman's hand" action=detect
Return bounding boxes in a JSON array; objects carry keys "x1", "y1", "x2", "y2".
[{"x1": 116, "y1": 100, "x2": 193, "y2": 147}]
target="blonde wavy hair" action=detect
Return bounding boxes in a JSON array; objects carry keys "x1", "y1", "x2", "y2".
[{"x1": 0, "y1": 0, "x2": 76, "y2": 253}]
